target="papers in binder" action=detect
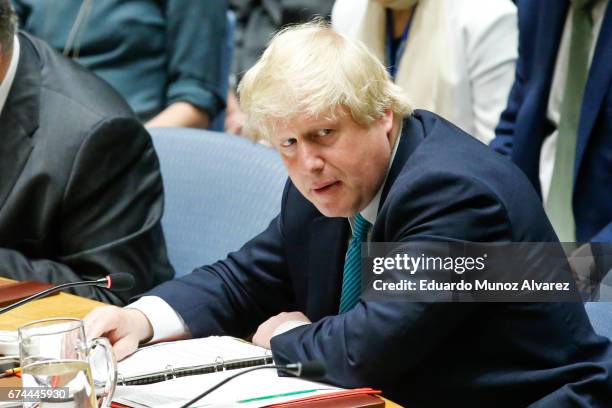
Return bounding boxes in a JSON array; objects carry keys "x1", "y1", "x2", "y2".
[
  {"x1": 113, "y1": 368, "x2": 341, "y2": 408},
  {"x1": 116, "y1": 336, "x2": 273, "y2": 385},
  {"x1": 113, "y1": 336, "x2": 343, "y2": 407}
]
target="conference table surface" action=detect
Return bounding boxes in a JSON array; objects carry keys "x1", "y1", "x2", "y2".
[{"x1": 0, "y1": 280, "x2": 403, "y2": 407}]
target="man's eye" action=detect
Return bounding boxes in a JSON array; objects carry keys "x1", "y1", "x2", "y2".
[
  {"x1": 281, "y1": 138, "x2": 296, "y2": 147},
  {"x1": 317, "y1": 129, "x2": 333, "y2": 137}
]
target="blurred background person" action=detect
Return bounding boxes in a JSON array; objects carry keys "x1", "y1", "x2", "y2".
[
  {"x1": 491, "y1": 0, "x2": 611, "y2": 295},
  {"x1": 0, "y1": 0, "x2": 173, "y2": 304},
  {"x1": 332, "y1": 0, "x2": 517, "y2": 144},
  {"x1": 225, "y1": 0, "x2": 333, "y2": 136},
  {"x1": 13, "y1": 0, "x2": 228, "y2": 129}
]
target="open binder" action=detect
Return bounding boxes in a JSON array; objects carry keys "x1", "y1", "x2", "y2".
[
  {"x1": 113, "y1": 337, "x2": 386, "y2": 407},
  {"x1": 116, "y1": 336, "x2": 274, "y2": 386},
  {"x1": 118, "y1": 354, "x2": 274, "y2": 385}
]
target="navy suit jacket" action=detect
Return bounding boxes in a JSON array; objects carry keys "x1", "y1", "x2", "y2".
[
  {"x1": 151, "y1": 111, "x2": 612, "y2": 406},
  {"x1": 490, "y1": 0, "x2": 612, "y2": 243}
]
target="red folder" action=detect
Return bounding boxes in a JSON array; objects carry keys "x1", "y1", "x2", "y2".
[
  {"x1": 110, "y1": 388, "x2": 384, "y2": 408},
  {"x1": 266, "y1": 388, "x2": 383, "y2": 407}
]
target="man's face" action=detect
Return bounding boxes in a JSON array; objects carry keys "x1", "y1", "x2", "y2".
[{"x1": 271, "y1": 107, "x2": 395, "y2": 217}]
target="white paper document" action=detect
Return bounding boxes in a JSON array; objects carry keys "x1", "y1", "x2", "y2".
[
  {"x1": 113, "y1": 336, "x2": 340, "y2": 407},
  {"x1": 114, "y1": 369, "x2": 340, "y2": 408}
]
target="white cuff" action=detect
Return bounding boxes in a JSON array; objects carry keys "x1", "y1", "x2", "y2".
[
  {"x1": 126, "y1": 296, "x2": 189, "y2": 343},
  {"x1": 272, "y1": 320, "x2": 310, "y2": 338}
]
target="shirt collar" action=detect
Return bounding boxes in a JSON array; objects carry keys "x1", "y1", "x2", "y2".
[
  {"x1": 0, "y1": 35, "x2": 20, "y2": 116},
  {"x1": 357, "y1": 121, "x2": 403, "y2": 226}
]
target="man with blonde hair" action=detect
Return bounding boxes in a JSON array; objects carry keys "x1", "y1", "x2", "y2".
[{"x1": 86, "y1": 22, "x2": 612, "y2": 406}]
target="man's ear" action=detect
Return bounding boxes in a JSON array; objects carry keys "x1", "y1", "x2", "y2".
[{"x1": 382, "y1": 108, "x2": 394, "y2": 139}]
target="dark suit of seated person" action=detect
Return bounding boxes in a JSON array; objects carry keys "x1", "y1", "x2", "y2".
[
  {"x1": 0, "y1": 1, "x2": 173, "y2": 305},
  {"x1": 85, "y1": 22, "x2": 612, "y2": 406}
]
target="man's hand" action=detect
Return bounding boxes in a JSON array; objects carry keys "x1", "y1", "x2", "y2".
[
  {"x1": 145, "y1": 102, "x2": 210, "y2": 129},
  {"x1": 84, "y1": 306, "x2": 154, "y2": 361},
  {"x1": 252, "y1": 312, "x2": 311, "y2": 349}
]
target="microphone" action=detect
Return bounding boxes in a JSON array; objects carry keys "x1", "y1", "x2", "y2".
[
  {"x1": 105, "y1": 273, "x2": 135, "y2": 291},
  {"x1": 178, "y1": 361, "x2": 327, "y2": 408},
  {"x1": 0, "y1": 273, "x2": 135, "y2": 315}
]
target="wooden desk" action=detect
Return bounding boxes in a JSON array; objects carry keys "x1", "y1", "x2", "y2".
[{"x1": 0, "y1": 279, "x2": 103, "y2": 331}]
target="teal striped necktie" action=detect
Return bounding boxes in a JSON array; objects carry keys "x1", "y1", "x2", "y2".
[{"x1": 339, "y1": 214, "x2": 372, "y2": 313}]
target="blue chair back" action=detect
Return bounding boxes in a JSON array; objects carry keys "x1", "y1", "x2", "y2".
[
  {"x1": 150, "y1": 128, "x2": 287, "y2": 277},
  {"x1": 585, "y1": 302, "x2": 612, "y2": 340}
]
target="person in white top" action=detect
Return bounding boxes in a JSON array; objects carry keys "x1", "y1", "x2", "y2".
[{"x1": 332, "y1": 0, "x2": 518, "y2": 144}]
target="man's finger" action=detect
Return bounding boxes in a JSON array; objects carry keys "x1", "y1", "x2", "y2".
[
  {"x1": 84, "y1": 306, "x2": 119, "y2": 338},
  {"x1": 112, "y1": 336, "x2": 139, "y2": 362}
]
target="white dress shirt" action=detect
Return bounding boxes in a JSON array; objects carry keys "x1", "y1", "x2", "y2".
[
  {"x1": 0, "y1": 36, "x2": 20, "y2": 116},
  {"x1": 539, "y1": 0, "x2": 609, "y2": 203},
  {"x1": 130, "y1": 123, "x2": 403, "y2": 343}
]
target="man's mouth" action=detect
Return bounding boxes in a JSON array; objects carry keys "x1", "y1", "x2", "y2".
[{"x1": 312, "y1": 180, "x2": 340, "y2": 194}]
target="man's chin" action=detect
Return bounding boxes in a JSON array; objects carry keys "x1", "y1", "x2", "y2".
[{"x1": 313, "y1": 202, "x2": 354, "y2": 218}]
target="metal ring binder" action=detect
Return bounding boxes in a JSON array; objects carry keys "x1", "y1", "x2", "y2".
[
  {"x1": 165, "y1": 364, "x2": 177, "y2": 380},
  {"x1": 215, "y1": 356, "x2": 225, "y2": 372},
  {"x1": 118, "y1": 339, "x2": 277, "y2": 386}
]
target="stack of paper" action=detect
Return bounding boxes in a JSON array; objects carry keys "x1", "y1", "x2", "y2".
[
  {"x1": 113, "y1": 368, "x2": 341, "y2": 408},
  {"x1": 112, "y1": 337, "x2": 341, "y2": 407}
]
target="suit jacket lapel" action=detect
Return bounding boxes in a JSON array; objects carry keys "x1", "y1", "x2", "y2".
[
  {"x1": 0, "y1": 35, "x2": 40, "y2": 210},
  {"x1": 306, "y1": 216, "x2": 349, "y2": 320},
  {"x1": 528, "y1": 1, "x2": 569, "y2": 145},
  {"x1": 535, "y1": 1, "x2": 569, "y2": 85},
  {"x1": 575, "y1": 4, "x2": 612, "y2": 179}
]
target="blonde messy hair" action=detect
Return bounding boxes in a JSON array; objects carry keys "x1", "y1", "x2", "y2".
[{"x1": 238, "y1": 19, "x2": 413, "y2": 142}]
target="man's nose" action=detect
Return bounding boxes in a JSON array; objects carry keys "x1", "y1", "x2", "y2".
[{"x1": 299, "y1": 143, "x2": 325, "y2": 173}]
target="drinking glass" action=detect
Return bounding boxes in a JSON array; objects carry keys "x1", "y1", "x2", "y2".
[{"x1": 18, "y1": 318, "x2": 116, "y2": 408}]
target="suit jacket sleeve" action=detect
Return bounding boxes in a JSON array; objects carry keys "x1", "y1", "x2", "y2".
[
  {"x1": 147, "y1": 182, "x2": 295, "y2": 339},
  {"x1": 270, "y1": 171, "x2": 513, "y2": 389},
  {"x1": 0, "y1": 117, "x2": 172, "y2": 305},
  {"x1": 162, "y1": 0, "x2": 228, "y2": 117},
  {"x1": 489, "y1": 4, "x2": 530, "y2": 156}
]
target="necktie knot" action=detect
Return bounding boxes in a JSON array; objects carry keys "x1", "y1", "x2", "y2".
[{"x1": 352, "y1": 213, "x2": 372, "y2": 241}]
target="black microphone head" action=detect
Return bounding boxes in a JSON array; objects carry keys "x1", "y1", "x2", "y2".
[
  {"x1": 106, "y1": 273, "x2": 135, "y2": 291},
  {"x1": 295, "y1": 361, "x2": 326, "y2": 379}
]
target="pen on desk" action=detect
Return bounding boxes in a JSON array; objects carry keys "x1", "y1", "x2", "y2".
[
  {"x1": 237, "y1": 389, "x2": 319, "y2": 403},
  {"x1": 0, "y1": 367, "x2": 21, "y2": 378}
]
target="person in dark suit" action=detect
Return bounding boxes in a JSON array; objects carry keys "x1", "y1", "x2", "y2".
[
  {"x1": 86, "y1": 22, "x2": 612, "y2": 406},
  {"x1": 0, "y1": 0, "x2": 173, "y2": 304},
  {"x1": 490, "y1": 0, "x2": 612, "y2": 294},
  {"x1": 491, "y1": 1, "x2": 610, "y2": 243}
]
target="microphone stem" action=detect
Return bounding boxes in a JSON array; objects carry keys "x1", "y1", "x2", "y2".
[
  {"x1": 178, "y1": 365, "x2": 294, "y2": 408},
  {"x1": 0, "y1": 279, "x2": 103, "y2": 315}
]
